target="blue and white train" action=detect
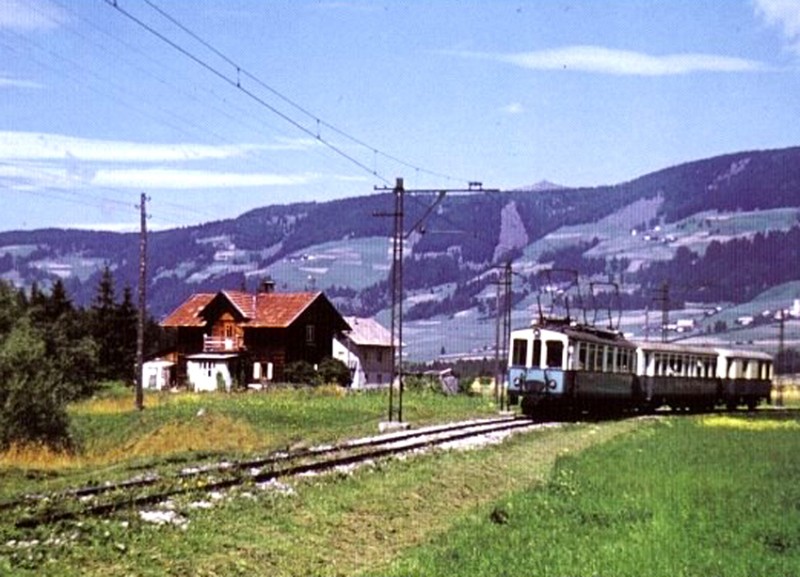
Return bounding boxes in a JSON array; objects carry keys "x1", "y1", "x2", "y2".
[{"x1": 507, "y1": 318, "x2": 773, "y2": 418}]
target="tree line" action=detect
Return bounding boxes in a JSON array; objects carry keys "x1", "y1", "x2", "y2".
[{"x1": 0, "y1": 268, "x2": 165, "y2": 450}]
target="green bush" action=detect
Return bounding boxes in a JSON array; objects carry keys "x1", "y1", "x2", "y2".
[
  {"x1": 0, "y1": 318, "x2": 72, "y2": 450},
  {"x1": 318, "y1": 356, "x2": 351, "y2": 387},
  {"x1": 284, "y1": 360, "x2": 322, "y2": 386},
  {"x1": 403, "y1": 374, "x2": 440, "y2": 393}
]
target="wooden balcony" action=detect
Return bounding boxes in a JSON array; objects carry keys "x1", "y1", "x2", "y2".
[{"x1": 203, "y1": 335, "x2": 244, "y2": 353}]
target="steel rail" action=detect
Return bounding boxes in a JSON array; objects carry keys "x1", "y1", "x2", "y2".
[{"x1": 12, "y1": 417, "x2": 533, "y2": 529}]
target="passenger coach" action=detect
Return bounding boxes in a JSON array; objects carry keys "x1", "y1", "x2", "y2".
[
  {"x1": 634, "y1": 341, "x2": 719, "y2": 412},
  {"x1": 715, "y1": 347, "x2": 773, "y2": 410}
]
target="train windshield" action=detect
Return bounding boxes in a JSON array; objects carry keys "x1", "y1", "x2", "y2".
[
  {"x1": 546, "y1": 340, "x2": 564, "y2": 368},
  {"x1": 511, "y1": 339, "x2": 527, "y2": 366}
]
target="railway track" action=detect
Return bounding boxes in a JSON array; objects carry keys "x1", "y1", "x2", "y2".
[{"x1": 6, "y1": 415, "x2": 543, "y2": 530}]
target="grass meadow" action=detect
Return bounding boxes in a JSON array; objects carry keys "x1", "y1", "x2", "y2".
[
  {"x1": 0, "y1": 384, "x2": 499, "y2": 501},
  {"x1": 1, "y1": 386, "x2": 798, "y2": 576},
  {"x1": 374, "y1": 412, "x2": 800, "y2": 577}
]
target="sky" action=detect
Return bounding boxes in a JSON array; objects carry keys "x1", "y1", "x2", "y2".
[{"x1": 1, "y1": 0, "x2": 799, "y2": 232}]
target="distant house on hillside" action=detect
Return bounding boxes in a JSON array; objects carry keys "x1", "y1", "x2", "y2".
[
  {"x1": 333, "y1": 316, "x2": 393, "y2": 389},
  {"x1": 160, "y1": 280, "x2": 350, "y2": 391}
]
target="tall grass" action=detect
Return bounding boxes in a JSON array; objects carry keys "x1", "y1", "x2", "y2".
[{"x1": 0, "y1": 386, "x2": 499, "y2": 498}]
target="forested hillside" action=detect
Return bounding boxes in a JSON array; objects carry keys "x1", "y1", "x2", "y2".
[{"x1": 0, "y1": 146, "x2": 799, "y2": 325}]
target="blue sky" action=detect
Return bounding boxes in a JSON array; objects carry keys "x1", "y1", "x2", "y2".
[{"x1": 1, "y1": 0, "x2": 799, "y2": 232}]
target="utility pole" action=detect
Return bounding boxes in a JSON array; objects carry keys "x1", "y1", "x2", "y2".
[
  {"x1": 778, "y1": 308, "x2": 786, "y2": 363},
  {"x1": 494, "y1": 261, "x2": 512, "y2": 411},
  {"x1": 390, "y1": 177, "x2": 404, "y2": 423},
  {"x1": 374, "y1": 178, "x2": 496, "y2": 423},
  {"x1": 135, "y1": 193, "x2": 149, "y2": 411},
  {"x1": 651, "y1": 282, "x2": 670, "y2": 343}
]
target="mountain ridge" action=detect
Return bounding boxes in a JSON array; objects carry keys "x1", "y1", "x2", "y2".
[{"x1": 2, "y1": 145, "x2": 800, "y2": 360}]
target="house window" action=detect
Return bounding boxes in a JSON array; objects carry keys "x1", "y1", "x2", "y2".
[{"x1": 306, "y1": 324, "x2": 316, "y2": 345}]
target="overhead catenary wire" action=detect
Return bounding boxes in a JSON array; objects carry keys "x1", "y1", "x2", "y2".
[
  {"x1": 139, "y1": 0, "x2": 470, "y2": 184},
  {"x1": 103, "y1": 0, "x2": 388, "y2": 186},
  {"x1": 0, "y1": 6, "x2": 325, "y2": 225},
  {"x1": 4, "y1": 0, "x2": 490, "y2": 229},
  {"x1": 103, "y1": 0, "x2": 475, "y2": 187}
]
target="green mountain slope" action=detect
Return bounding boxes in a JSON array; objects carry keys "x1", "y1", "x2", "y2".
[{"x1": 1, "y1": 145, "x2": 799, "y2": 361}]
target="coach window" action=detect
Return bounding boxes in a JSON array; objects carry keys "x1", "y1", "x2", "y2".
[
  {"x1": 619, "y1": 349, "x2": 629, "y2": 372},
  {"x1": 577, "y1": 342, "x2": 587, "y2": 370},
  {"x1": 546, "y1": 340, "x2": 564, "y2": 369},
  {"x1": 511, "y1": 338, "x2": 528, "y2": 366},
  {"x1": 602, "y1": 346, "x2": 611, "y2": 373}
]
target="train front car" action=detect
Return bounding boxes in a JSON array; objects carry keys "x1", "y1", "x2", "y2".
[
  {"x1": 507, "y1": 321, "x2": 637, "y2": 419},
  {"x1": 716, "y1": 348, "x2": 773, "y2": 411}
]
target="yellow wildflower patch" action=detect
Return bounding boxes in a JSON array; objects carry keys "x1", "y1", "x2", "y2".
[
  {"x1": 111, "y1": 413, "x2": 265, "y2": 460},
  {"x1": 702, "y1": 415, "x2": 800, "y2": 431},
  {"x1": 0, "y1": 443, "x2": 84, "y2": 470}
]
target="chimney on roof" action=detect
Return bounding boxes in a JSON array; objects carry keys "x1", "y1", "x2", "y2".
[{"x1": 260, "y1": 277, "x2": 276, "y2": 294}]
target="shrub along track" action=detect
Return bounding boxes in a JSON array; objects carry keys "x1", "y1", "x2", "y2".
[{"x1": 5, "y1": 415, "x2": 541, "y2": 529}]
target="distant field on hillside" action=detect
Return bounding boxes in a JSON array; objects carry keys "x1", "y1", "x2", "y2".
[{"x1": 263, "y1": 236, "x2": 391, "y2": 290}]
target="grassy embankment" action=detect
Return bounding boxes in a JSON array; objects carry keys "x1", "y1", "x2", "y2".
[
  {"x1": 0, "y1": 384, "x2": 500, "y2": 499},
  {"x1": 1, "y1": 410, "x2": 640, "y2": 576},
  {"x1": 375, "y1": 412, "x2": 800, "y2": 577}
]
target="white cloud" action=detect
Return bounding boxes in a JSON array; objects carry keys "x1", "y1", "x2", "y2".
[
  {"x1": 453, "y1": 46, "x2": 767, "y2": 76},
  {"x1": 501, "y1": 102, "x2": 524, "y2": 115},
  {"x1": 0, "y1": 132, "x2": 338, "y2": 191},
  {"x1": 0, "y1": 132, "x2": 282, "y2": 163},
  {"x1": 0, "y1": 0, "x2": 68, "y2": 31},
  {"x1": 92, "y1": 168, "x2": 320, "y2": 189},
  {"x1": 754, "y1": 0, "x2": 800, "y2": 55},
  {"x1": 0, "y1": 76, "x2": 43, "y2": 89}
]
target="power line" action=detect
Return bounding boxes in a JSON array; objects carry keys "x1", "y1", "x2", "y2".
[
  {"x1": 103, "y1": 0, "x2": 387, "y2": 185},
  {"x1": 140, "y1": 0, "x2": 471, "y2": 184},
  {"x1": 0, "y1": 15, "x2": 311, "y2": 194},
  {"x1": 103, "y1": 0, "x2": 475, "y2": 186}
]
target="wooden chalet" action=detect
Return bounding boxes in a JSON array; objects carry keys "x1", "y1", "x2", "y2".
[{"x1": 160, "y1": 282, "x2": 350, "y2": 390}]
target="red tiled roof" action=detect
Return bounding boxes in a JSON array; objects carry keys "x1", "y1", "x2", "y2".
[
  {"x1": 220, "y1": 290, "x2": 257, "y2": 318},
  {"x1": 160, "y1": 293, "x2": 215, "y2": 327},
  {"x1": 160, "y1": 290, "x2": 323, "y2": 328},
  {"x1": 250, "y1": 292, "x2": 320, "y2": 328}
]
